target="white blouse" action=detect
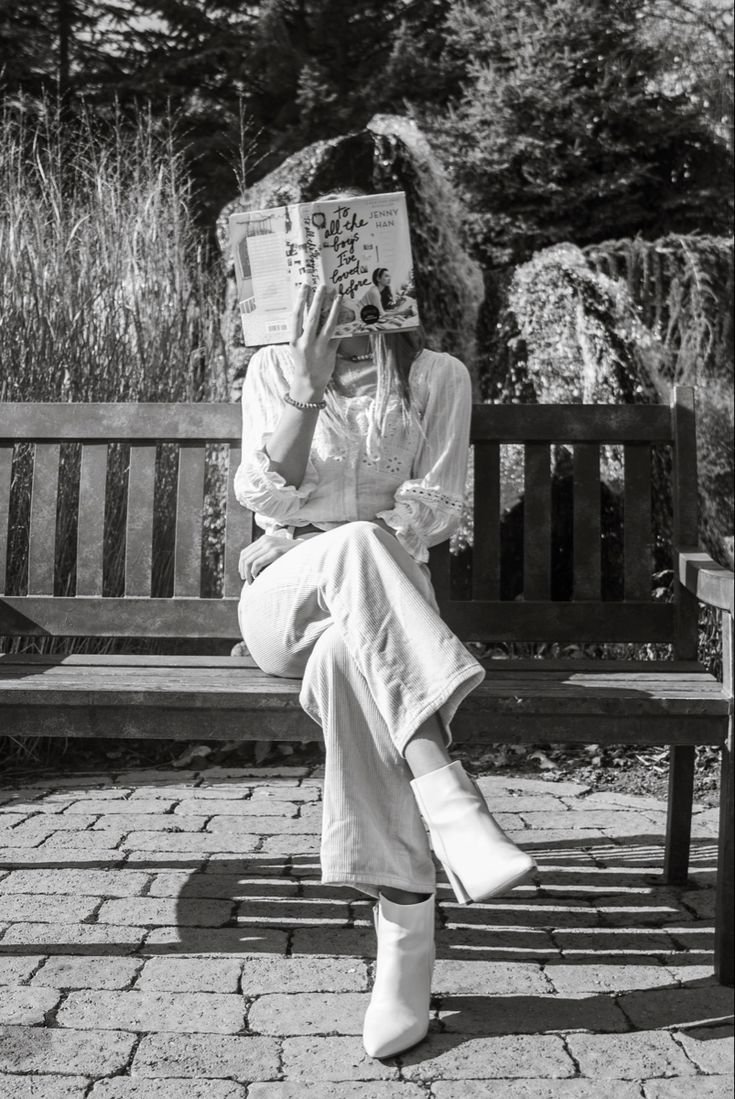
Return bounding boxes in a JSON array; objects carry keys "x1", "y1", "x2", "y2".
[{"x1": 233, "y1": 344, "x2": 472, "y2": 564}]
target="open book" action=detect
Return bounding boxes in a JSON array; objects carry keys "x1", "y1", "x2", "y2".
[{"x1": 229, "y1": 191, "x2": 420, "y2": 346}]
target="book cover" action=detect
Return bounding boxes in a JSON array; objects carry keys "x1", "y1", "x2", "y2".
[{"x1": 229, "y1": 191, "x2": 419, "y2": 346}]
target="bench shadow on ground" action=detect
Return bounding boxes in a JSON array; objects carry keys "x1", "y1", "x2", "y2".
[
  {"x1": 0, "y1": 835, "x2": 723, "y2": 971},
  {"x1": 1, "y1": 832, "x2": 733, "y2": 1072}
]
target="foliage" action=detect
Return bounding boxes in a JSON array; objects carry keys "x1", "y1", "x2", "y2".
[
  {"x1": 460, "y1": 235, "x2": 732, "y2": 595},
  {"x1": 636, "y1": 0, "x2": 734, "y2": 150},
  {"x1": 486, "y1": 244, "x2": 662, "y2": 408},
  {"x1": 0, "y1": 1, "x2": 454, "y2": 228},
  {"x1": 584, "y1": 234, "x2": 734, "y2": 565},
  {"x1": 435, "y1": 0, "x2": 733, "y2": 266},
  {"x1": 0, "y1": 101, "x2": 229, "y2": 656},
  {"x1": 0, "y1": 101, "x2": 226, "y2": 402},
  {"x1": 584, "y1": 233, "x2": 733, "y2": 386}
]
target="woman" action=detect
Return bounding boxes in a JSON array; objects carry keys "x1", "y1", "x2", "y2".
[
  {"x1": 360, "y1": 267, "x2": 413, "y2": 323},
  {"x1": 235, "y1": 282, "x2": 535, "y2": 1059}
]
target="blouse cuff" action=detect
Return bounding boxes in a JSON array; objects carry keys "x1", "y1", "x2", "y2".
[
  {"x1": 376, "y1": 502, "x2": 430, "y2": 564},
  {"x1": 234, "y1": 434, "x2": 319, "y2": 519},
  {"x1": 377, "y1": 479, "x2": 466, "y2": 564},
  {"x1": 396, "y1": 480, "x2": 466, "y2": 519}
]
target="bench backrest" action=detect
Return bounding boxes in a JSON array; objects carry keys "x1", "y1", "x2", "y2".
[{"x1": 0, "y1": 387, "x2": 699, "y2": 658}]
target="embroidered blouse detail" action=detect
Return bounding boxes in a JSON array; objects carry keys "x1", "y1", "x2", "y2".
[{"x1": 234, "y1": 344, "x2": 472, "y2": 564}]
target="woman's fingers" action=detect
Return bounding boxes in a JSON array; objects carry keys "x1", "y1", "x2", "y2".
[
  {"x1": 240, "y1": 540, "x2": 290, "y2": 583},
  {"x1": 303, "y1": 284, "x2": 328, "y2": 342},
  {"x1": 289, "y1": 284, "x2": 310, "y2": 344},
  {"x1": 321, "y1": 289, "x2": 343, "y2": 341}
]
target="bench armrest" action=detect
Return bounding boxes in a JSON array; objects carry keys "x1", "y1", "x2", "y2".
[{"x1": 678, "y1": 548, "x2": 735, "y2": 616}]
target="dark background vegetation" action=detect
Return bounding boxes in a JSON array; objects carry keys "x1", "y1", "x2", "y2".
[{"x1": 1, "y1": 0, "x2": 732, "y2": 246}]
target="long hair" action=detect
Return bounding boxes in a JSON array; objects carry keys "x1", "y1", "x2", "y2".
[{"x1": 372, "y1": 267, "x2": 394, "y2": 311}]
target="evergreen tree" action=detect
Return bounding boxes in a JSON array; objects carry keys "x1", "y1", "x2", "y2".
[
  {"x1": 244, "y1": 0, "x2": 452, "y2": 154},
  {"x1": 438, "y1": 0, "x2": 733, "y2": 266}
]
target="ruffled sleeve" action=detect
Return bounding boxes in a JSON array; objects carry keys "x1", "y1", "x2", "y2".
[
  {"x1": 233, "y1": 346, "x2": 320, "y2": 524},
  {"x1": 376, "y1": 354, "x2": 471, "y2": 563}
]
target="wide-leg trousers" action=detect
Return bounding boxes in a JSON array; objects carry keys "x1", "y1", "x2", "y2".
[{"x1": 237, "y1": 520, "x2": 486, "y2": 898}]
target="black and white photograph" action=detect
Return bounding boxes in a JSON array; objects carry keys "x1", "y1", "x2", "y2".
[{"x1": 0, "y1": 1, "x2": 733, "y2": 1096}]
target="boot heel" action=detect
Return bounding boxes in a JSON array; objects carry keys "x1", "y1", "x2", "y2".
[
  {"x1": 429, "y1": 826, "x2": 472, "y2": 905},
  {"x1": 411, "y1": 782, "x2": 473, "y2": 904}
]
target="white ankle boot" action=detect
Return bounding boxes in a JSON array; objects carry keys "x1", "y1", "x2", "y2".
[
  {"x1": 410, "y1": 760, "x2": 537, "y2": 904},
  {"x1": 362, "y1": 891, "x2": 435, "y2": 1059}
]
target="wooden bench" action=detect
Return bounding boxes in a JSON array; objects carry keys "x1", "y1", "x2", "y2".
[{"x1": 1, "y1": 387, "x2": 732, "y2": 984}]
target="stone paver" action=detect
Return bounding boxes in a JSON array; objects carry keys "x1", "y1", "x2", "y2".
[
  {"x1": 240, "y1": 955, "x2": 367, "y2": 994},
  {"x1": 398, "y1": 1034, "x2": 576, "y2": 1079},
  {"x1": 642, "y1": 1077, "x2": 735, "y2": 1097},
  {"x1": 56, "y1": 989, "x2": 246, "y2": 1033},
  {"x1": 131, "y1": 1033, "x2": 280, "y2": 1079},
  {"x1": 0, "y1": 765, "x2": 730, "y2": 1097},
  {"x1": 0, "y1": 1024, "x2": 136, "y2": 1074},
  {"x1": 249, "y1": 991, "x2": 367, "y2": 1035},
  {"x1": 0, "y1": 957, "x2": 44, "y2": 984},
  {"x1": 432, "y1": 1084, "x2": 642, "y2": 1099},
  {"x1": 565, "y1": 1031, "x2": 700, "y2": 1078},
  {"x1": 281, "y1": 1036, "x2": 401, "y2": 1080},
  {"x1": 0, "y1": 1075, "x2": 89, "y2": 1098},
  {"x1": 675, "y1": 1026, "x2": 735, "y2": 1075},
  {"x1": 136, "y1": 957, "x2": 242, "y2": 993},
  {"x1": 31, "y1": 956, "x2": 142, "y2": 989},
  {"x1": 249, "y1": 1086, "x2": 424, "y2": 1098},
  {"x1": 0, "y1": 986, "x2": 61, "y2": 1024},
  {"x1": 89, "y1": 1082, "x2": 246, "y2": 1099}
]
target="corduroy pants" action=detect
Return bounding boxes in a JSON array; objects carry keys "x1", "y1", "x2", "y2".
[{"x1": 238, "y1": 521, "x2": 486, "y2": 899}]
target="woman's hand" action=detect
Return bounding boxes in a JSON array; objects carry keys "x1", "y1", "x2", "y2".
[
  {"x1": 239, "y1": 535, "x2": 298, "y2": 585},
  {"x1": 289, "y1": 284, "x2": 342, "y2": 402}
]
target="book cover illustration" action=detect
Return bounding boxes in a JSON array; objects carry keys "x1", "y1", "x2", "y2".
[{"x1": 229, "y1": 191, "x2": 419, "y2": 346}]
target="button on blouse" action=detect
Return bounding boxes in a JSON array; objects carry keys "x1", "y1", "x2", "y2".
[{"x1": 233, "y1": 344, "x2": 472, "y2": 564}]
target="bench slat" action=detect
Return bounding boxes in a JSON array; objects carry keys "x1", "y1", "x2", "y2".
[
  {"x1": 76, "y1": 444, "x2": 107, "y2": 597},
  {"x1": 28, "y1": 444, "x2": 60, "y2": 596},
  {"x1": 0, "y1": 704, "x2": 725, "y2": 744},
  {"x1": 524, "y1": 445, "x2": 550, "y2": 600},
  {"x1": 472, "y1": 442, "x2": 500, "y2": 599},
  {"x1": 624, "y1": 444, "x2": 652, "y2": 601},
  {"x1": 0, "y1": 445, "x2": 12, "y2": 594},
  {"x1": 0, "y1": 402, "x2": 241, "y2": 442},
  {"x1": 672, "y1": 386, "x2": 700, "y2": 660},
  {"x1": 174, "y1": 446, "x2": 205, "y2": 597},
  {"x1": 0, "y1": 594, "x2": 676, "y2": 642},
  {"x1": 224, "y1": 447, "x2": 254, "y2": 599},
  {"x1": 441, "y1": 600, "x2": 675, "y2": 643},
  {"x1": 0, "y1": 663, "x2": 727, "y2": 720},
  {"x1": 0, "y1": 402, "x2": 673, "y2": 444},
  {"x1": 573, "y1": 444, "x2": 601, "y2": 600},
  {"x1": 471, "y1": 404, "x2": 672, "y2": 442},
  {"x1": 0, "y1": 653, "x2": 707, "y2": 673},
  {"x1": 125, "y1": 445, "x2": 156, "y2": 597}
]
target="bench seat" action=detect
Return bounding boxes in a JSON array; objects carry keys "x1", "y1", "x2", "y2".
[{"x1": 1, "y1": 655, "x2": 728, "y2": 744}]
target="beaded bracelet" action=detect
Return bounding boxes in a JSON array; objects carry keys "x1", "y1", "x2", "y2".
[{"x1": 284, "y1": 391, "x2": 326, "y2": 411}]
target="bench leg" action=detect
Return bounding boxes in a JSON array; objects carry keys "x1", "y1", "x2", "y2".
[
  {"x1": 714, "y1": 730, "x2": 734, "y2": 986},
  {"x1": 715, "y1": 612, "x2": 733, "y2": 986},
  {"x1": 663, "y1": 745, "x2": 695, "y2": 885}
]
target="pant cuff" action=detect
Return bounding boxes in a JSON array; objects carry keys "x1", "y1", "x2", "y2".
[{"x1": 321, "y1": 869, "x2": 437, "y2": 901}]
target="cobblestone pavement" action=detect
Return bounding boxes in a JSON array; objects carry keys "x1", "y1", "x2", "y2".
[{"x1": 0, "y1": 764, "x2": 732, "y2": 1098}]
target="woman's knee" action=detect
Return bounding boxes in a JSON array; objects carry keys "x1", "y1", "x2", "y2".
[
  {"x1": 239, "y1": 597, "x2": 304, "y2": 678},
  {"x1": 328, "y1": 519, "x2": 387, "y2": 555}
]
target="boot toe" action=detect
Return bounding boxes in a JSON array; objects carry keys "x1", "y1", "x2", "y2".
[{"x1": 362, "y1": 1006, "x2": 429, "y2": 1058}]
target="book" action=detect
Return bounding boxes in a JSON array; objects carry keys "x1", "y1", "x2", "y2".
[{"x1": 228, "y1": 191, "x2": 420, "y2": 346}]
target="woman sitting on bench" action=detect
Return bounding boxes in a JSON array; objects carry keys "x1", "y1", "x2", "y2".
[{"x1": 235, "y1": 279, "x2": 535, "y2": 1059}]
